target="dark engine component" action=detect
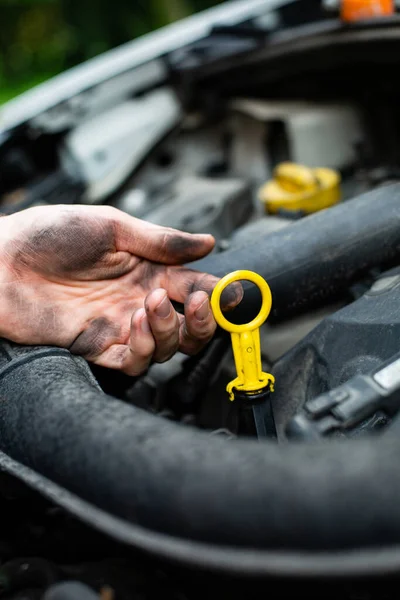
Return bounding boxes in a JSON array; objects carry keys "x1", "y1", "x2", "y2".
[
  {"x1": 5, "y1": 5, "x2": 400, "y2": 598},
  {"x1": 2, "y1": 185, "x2": 400, "y2": 582},
  {"x1": 140, "y1": 175, "x2": 253, "y2": 242},
  {"x1": 3, "y1": 329, "x2": 400, "y2": 579},
  {"x1": 275, "y1": 270, "x2": 400, "y2": 438},
  {"x1": 192, "y1": 183, "x2": 400, "y2": 321}
]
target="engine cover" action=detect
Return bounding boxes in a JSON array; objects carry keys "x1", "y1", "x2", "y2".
[{"x1": 272, "y1": 270, "x2": 400, "y2": 435}]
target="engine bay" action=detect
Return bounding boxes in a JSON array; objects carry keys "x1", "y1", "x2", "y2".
[{"x1": 2, "y1": 2, "x2": 400, "y2": 598}]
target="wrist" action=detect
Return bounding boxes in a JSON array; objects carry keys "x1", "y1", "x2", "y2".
[
  {"x1": 0, "y1": 213, "x2": 15, "y2": 278},
  {"x1": 0, "y1": 211, "x2": 18, "y2": 242},
  {"x1": 0, "y1": 215, "x2": 16, "y2": 338}
]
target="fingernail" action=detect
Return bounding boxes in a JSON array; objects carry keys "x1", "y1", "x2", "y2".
[
  {"x1": 141, "y1": 316, "x2": 151, "y2": 334},
  {"x1": 196, "y1": 233, "x2": 214, "y2": 242},
  {"x1": 155, "y1": 295, "x2": 171, "y2": 319},
  {"x1": 195, "y1": 298, "x2": 210, "y2": 321},
  {"x1": 221, "y1": 282, "x2": 243, "y2": 308}
]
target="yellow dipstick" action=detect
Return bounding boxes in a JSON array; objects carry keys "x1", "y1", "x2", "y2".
[{"x1": 211, "y1": 270, "x2": 275, "y2": 401}]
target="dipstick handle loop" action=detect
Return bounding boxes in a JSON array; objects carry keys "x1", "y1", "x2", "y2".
[{"x1": 211, "y1": 270, "x2": 275, "y2": 401}]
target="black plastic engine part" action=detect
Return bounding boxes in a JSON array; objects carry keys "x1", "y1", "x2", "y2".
[
  {"x1": 0, "y1": 171, "x2": 85, "y2": 215},
  {"x1": 285, "y1": 357, "x2": 400, "y2": 441},
  {"x1": 174, "y1": 19, "x2": 400, "y2": 108},
  {"x1": 234, "y1": 389, "x2": 276, "y2": 439},
  {"x1": 272, "y1": 271, "x2": 400, "y2": 436},
  {"x1": 192, "y1": 183, "x2": 400, "y2": 321},
  {"x1": 159, "y1": 331, "x2": 230, "y2": 421},
  {"x1": 167, "y1": 28, "x2": 266, "y2": 73},
  {"x1": 0, "y1": 558, "x2": 59, "y2": 596},
  {"x1": 142, "y1": 175, "x2": 253, "y2": 242}
]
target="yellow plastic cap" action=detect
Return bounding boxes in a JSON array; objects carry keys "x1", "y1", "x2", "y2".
[{"x1": 259, "y1": 162, "x2": 341, "y2": 215}]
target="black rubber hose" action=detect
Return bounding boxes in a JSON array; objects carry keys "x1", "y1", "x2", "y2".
[
  {"x1": 190, "y1": 184, "x2": 400, "y2": 319},
  {"x1": 2, "y1": 340, "x2": 400, "y2": 579}
]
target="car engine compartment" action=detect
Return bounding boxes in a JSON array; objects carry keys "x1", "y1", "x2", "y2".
[{"x1": 2, "y1": 1, "x2": 400, "y2": 598}]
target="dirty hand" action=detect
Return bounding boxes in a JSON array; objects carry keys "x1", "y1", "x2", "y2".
[{"x1": 0, "y1": 205, "x2": 242, "y2": 375}]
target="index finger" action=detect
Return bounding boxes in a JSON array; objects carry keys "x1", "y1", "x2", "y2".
[{"x1": 161, "y1": 266, "x2": 243, "y2": 311}]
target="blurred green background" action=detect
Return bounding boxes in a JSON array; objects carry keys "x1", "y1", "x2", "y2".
[{"x1": 0, "y1": 0, "x2": 222, "y2": 105}]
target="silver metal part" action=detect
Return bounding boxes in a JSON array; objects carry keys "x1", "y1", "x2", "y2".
[
  {"x1": 374, "y1": 357, "x2": 400, "y2": 392},
  {"x1": 61, "y1": 89, "x2": 181, "y2": 202}
]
